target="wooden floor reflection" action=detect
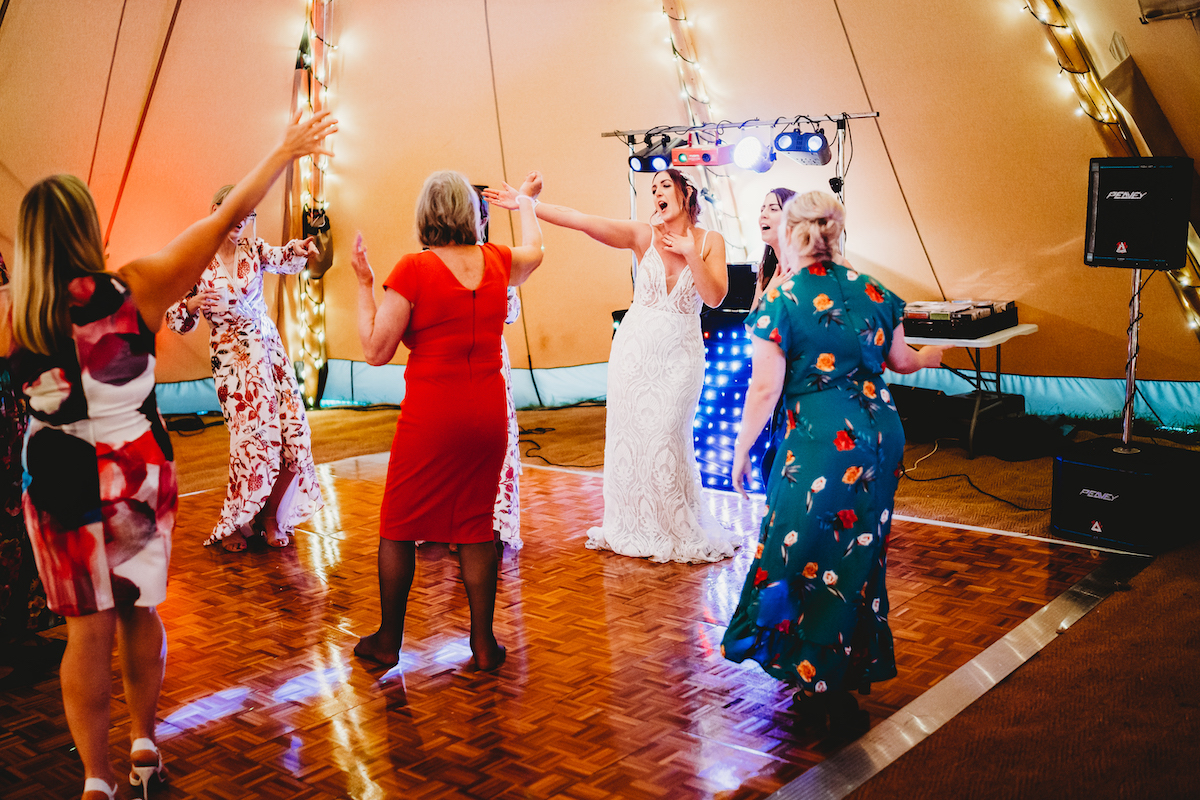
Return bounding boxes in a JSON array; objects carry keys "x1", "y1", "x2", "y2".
[{"x1": 4, "y1": 456, "x2": 1106, "y2": 799}]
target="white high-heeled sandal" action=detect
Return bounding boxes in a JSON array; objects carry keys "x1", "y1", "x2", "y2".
[
  {"x1": 82, "y1": 777, "x2": 118, "y2": 800},
  {"x1": 129, "y1": 737, "x2": 168, "y2": 799}
]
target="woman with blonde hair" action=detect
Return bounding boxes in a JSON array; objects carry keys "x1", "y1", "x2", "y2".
[
  {"x1": 722, "y1": 191, "x2": 949, "y2": 739},
  {"x1": 4, "y1": 111, "x2": 335, "y2": 800},
  {"x1": 350, "y1": 170, "x2": 544, "y2": 672}
]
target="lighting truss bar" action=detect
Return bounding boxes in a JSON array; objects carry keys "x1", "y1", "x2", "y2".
[{"x1": 600, "y1": 112, "x2": 879, "y2": 140}]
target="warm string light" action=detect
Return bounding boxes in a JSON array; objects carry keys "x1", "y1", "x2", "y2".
[
  {"x1": 291, "y1": 0, "x2": 336, "y2": 407},
  {"x1": 1022, "y1": 0, "x2": 1200, "y2": 340},
  {"x1": 660, "y1": 0, "x2": 748, "y2": 258}
]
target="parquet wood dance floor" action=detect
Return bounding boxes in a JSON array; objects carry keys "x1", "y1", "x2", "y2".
[{"x1": 1, "y1": 455, "x2": 1108, "y2": 799}]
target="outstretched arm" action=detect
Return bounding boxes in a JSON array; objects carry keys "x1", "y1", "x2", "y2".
[
  {"x1": 118, "y1": 111, "x2": 337, "y2": 331},
  {"x1": 350, "y1": 233, "x2": 410, "y2": 365},
  {"x1": 483, "y1": 178, "x2": 649, "y2": 255},
  {"x1": 508, "y1": 172, "x2": 545, "y2": 286},
  {"x1": 885, "y1": 323, "x2": 949, "y2": 374}
]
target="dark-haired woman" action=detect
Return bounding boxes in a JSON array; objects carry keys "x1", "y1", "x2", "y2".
[
  {"x1": 4, "y1": 112, "x2": 335, "y2": 800},
  {"x1": 753, "y1": 187, "x2": 797, "y2": 308},
  {"x1": 350, "y1": 170, "x2": 544, "y2": 672},
  {"x1": 485, "y1": 169, "x2": 739, "y2": 563},
  {"x1": 165, "y1": 186, "x2": 323, "y2": 552}
]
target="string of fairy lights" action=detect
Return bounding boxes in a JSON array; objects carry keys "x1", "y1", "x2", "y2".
[
  {"x1": 660, "y1": 0, "x2": 748, "y2": 258},
  {"x1": 291, "y1": 0, "x2": 335, "y2": 408},
  {"x1": 1021, "y1": 0, "x2": 1200, "y2": 339}
]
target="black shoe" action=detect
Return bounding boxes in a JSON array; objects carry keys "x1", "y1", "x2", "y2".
[
  {"x1": 790, "y1": 690, "x2": 828, "y2": 732},
  {"x1": 826, "y1": 691, "x2": 870, "y2": 740}
]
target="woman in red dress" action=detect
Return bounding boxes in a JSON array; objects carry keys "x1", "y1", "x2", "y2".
[{"x1": 350, "y1": 170, "x2": 543, "y2": 672}]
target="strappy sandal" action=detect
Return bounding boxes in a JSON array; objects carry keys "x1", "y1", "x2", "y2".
[
  {"x1": 129, "y1": 737, "x2": 168, "y2": 799},
  {"x1": 82, "y1": 777, "x2": 118, "y2": 800}
]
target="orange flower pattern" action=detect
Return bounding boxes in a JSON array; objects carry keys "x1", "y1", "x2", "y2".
[
  {"x1": 724, "y1": 258, "x2": 905, "y2": 692},
  {"x1": 166, "y1": 237, "x2": 323, "y2": 545}
]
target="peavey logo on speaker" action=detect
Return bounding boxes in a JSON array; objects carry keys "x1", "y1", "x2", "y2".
[
  {"x1": 1106, "y1": 191, "x2": 1147, "y2": 200},
  {"x1": 1080, "y1": 488, "x2": 1119, "y2": 501}
]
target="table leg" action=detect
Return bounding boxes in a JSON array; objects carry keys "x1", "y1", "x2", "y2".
[{"x1": 968, "y1": 347, "x2": 983, "y2": 458}]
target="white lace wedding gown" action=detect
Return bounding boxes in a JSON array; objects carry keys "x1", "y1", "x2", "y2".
[{"x1": 586, "y1": 230, "x2": 740, "y2": 563}]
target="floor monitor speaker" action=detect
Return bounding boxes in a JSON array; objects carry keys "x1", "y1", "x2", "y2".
[{"x1": 1051, "y1": 436, "x2": 1199, "y2": 552}]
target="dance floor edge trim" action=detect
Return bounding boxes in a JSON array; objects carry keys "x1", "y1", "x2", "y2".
[{"x1": 767, "y1": 554, "x2": 1150, "y2": 800}]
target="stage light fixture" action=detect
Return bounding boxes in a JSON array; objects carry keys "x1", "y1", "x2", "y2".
[
  {"x1": 629, "y1": 136, "x2": 686, "y2": 172},
  {"x1": 775, "y1": 128, "x2": 832, "y2": 166},
  {"x1": 733, "y1": 135, "x2": 775, "y2": 173},
  {"x1": 671, "y1": 141, "x2": 735, "y2": 167}
]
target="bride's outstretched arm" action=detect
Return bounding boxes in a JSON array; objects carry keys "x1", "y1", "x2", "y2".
[{"x1": 484, "y1": 179, "x2": 650, "y2": 255}]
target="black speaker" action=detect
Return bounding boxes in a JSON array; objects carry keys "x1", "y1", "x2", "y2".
[
  {"x1": 1051, "y1": 436, "x2": 1199, "y2": 552},
  {"x1": 1084, "y1": 157, "x2": 1193, "y2": 270}
]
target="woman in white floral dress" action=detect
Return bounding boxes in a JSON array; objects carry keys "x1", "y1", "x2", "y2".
[{"x1": 166, "y1": 187, "x2": 323, "y2": 551}]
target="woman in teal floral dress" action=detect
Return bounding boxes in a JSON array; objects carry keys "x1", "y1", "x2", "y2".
[{"x1": 724, "y1": 191, "x2": 949, "y2": 738}]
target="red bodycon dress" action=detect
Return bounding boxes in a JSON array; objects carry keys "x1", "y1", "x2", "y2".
[{"x1": 379, "y1": 243, "x2": 512, "y2": 543}]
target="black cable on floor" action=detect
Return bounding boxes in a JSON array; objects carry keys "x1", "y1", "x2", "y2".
[
  {"x1": 518, "y1": 428, "x2": 603, "y2": 469},
  {"x1": 900, "y1": 467, "x2": 1050, "y2": 512}
]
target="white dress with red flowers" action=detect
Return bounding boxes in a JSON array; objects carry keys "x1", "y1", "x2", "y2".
[
  {"x1": 494, "y1": 288, "x2": 522, "y2": 549},
  {"x1": 586, "y1": 230, "x2": 739, "y2": 563},
  {"x1": 165, "y1": 238, "x2": 322, "y2": 545}
]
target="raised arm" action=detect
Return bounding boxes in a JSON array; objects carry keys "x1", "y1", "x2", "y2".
[
  {"x1": 884, "y1": 323, "x2": 949, "y2": 374},
  {"x1": 483, "y1": 179, "x2": 649, "y2": 254},
  {"x1": 350, "y1": 233, "x2": 411, "y2": 365},
  {"x1": 118, "y1": 111, "x2": 337, "y2": 331},
  {"x1": 508, "y1": 172, "x2": 544, "y2": 286}
]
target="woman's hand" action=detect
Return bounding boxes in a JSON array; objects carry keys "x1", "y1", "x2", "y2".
[
  {"x1": 660, "y1": 229, "x2": 699, "y2": 262},
  {"x1": 731, "y1": 447, "x2": 754, "y2": 501},
  {"x1": 280, "y1": 110, "x2": 338, "y2": 161},
  {"x1": 350, "y1": 232, "x2": 374, "y2": 286},
  {"x1": 518, "y1": 171, "x2": 542, "y2": 201},
  {"x1": 288, "y1": 236, "x2": 319, "y2": 260},
  {"x1": 481, "y1": 182, "x2": 520, "y2": 211},
  {"x1": 186, "y1": 289, "x2": 222, "y2": 315}
]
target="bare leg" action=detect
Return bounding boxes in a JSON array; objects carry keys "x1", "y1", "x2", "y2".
[
  {"x1": 457, "y1": 541, "x2": 505, "y2": 671},
  {"x1": 262, "y1": 461, "x2": 296, "y2": 547},
  {"x1": 62, "y1": 611, "x2": 118, "y2": 789},
  {"x1": 115, "y1": 606, "x2": 166, "y2": 745},
  {"x1": 354, "y1": 539, "x2": 416, "y2": 666}
]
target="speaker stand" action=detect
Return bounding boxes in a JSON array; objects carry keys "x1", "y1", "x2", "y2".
[{"x1": 1116, "y1": 268, "x2": 1141, "y2": 455}]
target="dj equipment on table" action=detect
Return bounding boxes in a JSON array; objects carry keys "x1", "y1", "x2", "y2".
[{"x1": 902, "y1": 300, "x2": 1018, "y2": 339}]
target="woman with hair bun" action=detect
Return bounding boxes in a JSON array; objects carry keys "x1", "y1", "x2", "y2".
[
  {"x1": 484, "y1": 168, "x2": 740, "y2": 564},
  {"x1": 723, "y1": 191, "x2": 950, "y2": 740}
]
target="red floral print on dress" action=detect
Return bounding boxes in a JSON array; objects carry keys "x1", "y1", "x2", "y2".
[
  {"x1": 865, "y1": 283, "x2": 885, "y2": 303},
  {"x1": 834, "y1": 430, "x2": 855, "y2": 451}
]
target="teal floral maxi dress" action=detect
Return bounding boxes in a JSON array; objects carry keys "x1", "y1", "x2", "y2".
[{"x1": 722, "y1": 261, "x2": 906, "y2": 694}]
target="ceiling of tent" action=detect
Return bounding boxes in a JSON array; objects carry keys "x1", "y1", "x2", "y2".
[{"x1": 1, "y1": 0, "x2": 1197, "y2": 384}]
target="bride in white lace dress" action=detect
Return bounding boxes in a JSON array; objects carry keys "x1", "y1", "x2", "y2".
[{"x1": 485, "y1": 169, "x2": 741, "y2": 563}]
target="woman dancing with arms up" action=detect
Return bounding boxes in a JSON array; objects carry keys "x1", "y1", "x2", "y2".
[
  {"x1": 164, "y1": 185, "x2": 324, "y2": 552},
  {"x1": 484, "y1": 169, "x2": 740, "y2": 564},
  {"x1": 722, "y1": 191, "x2": 949, "y2": 740},
  {"x1": 350, "y1": 170, "x2": 543, "y2": 672},
  {"x1": 5, "y1": 112, "x2": 335, "y2": 800}
]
